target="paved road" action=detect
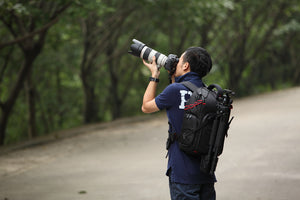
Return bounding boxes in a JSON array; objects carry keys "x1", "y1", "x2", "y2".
[{"x1": 1, "y1": 87, "x2": 300, "y2": 200}]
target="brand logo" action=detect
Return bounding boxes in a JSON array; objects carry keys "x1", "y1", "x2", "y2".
[{"x1": 179, "y1": 90, "x2": 192, "y2": 109}]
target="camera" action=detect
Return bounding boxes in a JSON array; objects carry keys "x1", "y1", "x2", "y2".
[{"x1": 128, "y1": 39, "x2": 179, "y2": 74}]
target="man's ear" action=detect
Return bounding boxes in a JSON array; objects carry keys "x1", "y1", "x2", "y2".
[{"x1": 183, "y1": 62, "x2": 190, "y2": 71}]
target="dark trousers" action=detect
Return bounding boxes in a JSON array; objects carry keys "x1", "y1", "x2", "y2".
[{"x1": 169, "y1": 179, "x2": 216, "y2": 200}]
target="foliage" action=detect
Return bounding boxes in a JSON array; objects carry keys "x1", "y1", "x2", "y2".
[{"x1": 0, "y1": 0, "x2": 299, "y2": 144}]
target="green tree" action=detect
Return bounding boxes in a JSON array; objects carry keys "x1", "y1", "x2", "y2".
[
  {"x1": 0, "y1": 0, "x2": 298, "y2": 145},
  {"x1": 209, "y1": 0, "x2": 298, "y2": 95},
  {"x1": 0, "y1": 0, "x2": 72, "y2": 144}
]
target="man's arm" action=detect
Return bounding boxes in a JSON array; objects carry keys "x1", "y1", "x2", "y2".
[
  {"x1": 141, "y1": 57, "x2": 160, "y2": 113},
  {"x1": 142, "y1": 81, "x2": 160, "y2": 113}
]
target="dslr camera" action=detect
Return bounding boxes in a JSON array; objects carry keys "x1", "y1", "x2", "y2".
[{"x1": 129, "y1": 39, "x2": 179, "y2": 75}]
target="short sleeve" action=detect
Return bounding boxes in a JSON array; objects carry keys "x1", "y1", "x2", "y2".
[{"x1": 155, "y1": 84, "x2": 179, "y2": 110}]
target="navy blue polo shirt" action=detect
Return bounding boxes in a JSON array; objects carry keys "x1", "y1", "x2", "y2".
[{"x1": 155, "y1": 72, "x2": 216, "y2": 184}]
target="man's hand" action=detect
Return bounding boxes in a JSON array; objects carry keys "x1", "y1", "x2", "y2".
[{"x1": 143, "y1": 56, "x2": 160, "y2": 78}]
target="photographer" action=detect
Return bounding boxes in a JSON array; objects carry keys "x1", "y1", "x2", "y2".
[{"x1": 142, "y1": 47, "x2": 216, "y2": 200}]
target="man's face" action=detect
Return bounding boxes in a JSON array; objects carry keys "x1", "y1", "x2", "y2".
[{"x1": 174, "y1": 52, "x2": 186, "y2": 77}]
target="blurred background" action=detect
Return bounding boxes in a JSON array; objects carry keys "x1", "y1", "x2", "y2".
[{"x1": 0, "y1": 0, "x2": 299, "y2": 145}]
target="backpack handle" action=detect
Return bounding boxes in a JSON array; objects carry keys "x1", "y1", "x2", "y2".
[{"x1": 207, "y1": 84, "x2": 224, "y2": 97}]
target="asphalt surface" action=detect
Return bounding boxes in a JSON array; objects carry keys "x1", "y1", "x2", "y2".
[{"x1": 0, "y1": 87, "x2": 300, "y2": 200}]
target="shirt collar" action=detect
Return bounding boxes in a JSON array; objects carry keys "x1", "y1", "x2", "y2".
[{"x1": 175, "y1": 72, "x2": 200, "y2": 83}]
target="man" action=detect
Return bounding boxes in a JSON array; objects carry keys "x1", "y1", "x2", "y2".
[{"x1": 142, "y1": 47, "x2": 216, "y2": 200}]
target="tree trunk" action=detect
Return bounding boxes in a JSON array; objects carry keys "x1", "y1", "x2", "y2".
[
  {"x1": 82, "y1": 79, "x2": 99, "y2": 123},
  {"x1": 0, "y1": 57, "x2": 35, "y2": 144},
  {"x1": 25, "y1": 74, "x2": 36, "y2": 138},
  {"x1": 80, "y1": 48, "x2": 100, "y2": 123},
  {"x1": 0, "y1": 106, "x2": 9, "y2": 145}
]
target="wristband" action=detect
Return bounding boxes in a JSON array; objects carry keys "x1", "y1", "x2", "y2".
[{"x1": 149, "y1": 77, "x2": 159, "y2": 83}]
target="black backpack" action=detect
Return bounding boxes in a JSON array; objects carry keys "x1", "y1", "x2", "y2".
[{"x1": 168, "y1": 82, "x2": 234, "y2": 175}]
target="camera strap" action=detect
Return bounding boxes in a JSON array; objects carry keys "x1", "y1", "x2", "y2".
[{"x1": 168, "y1": 74, "x2": 172, "y2": 84}]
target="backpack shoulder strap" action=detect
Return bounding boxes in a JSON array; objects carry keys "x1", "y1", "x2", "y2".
[{"x1": 180, "y1": 81, "x2": 199, "y2": 92}]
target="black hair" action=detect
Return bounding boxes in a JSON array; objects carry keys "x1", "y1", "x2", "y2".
[{"x1": 183, "y1": 47, "x2": 212, "y2": 78}]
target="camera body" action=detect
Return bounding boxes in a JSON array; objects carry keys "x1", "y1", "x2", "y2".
[{"x1": 129, "y1": 39, "x2": 179, "y2": 74}]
